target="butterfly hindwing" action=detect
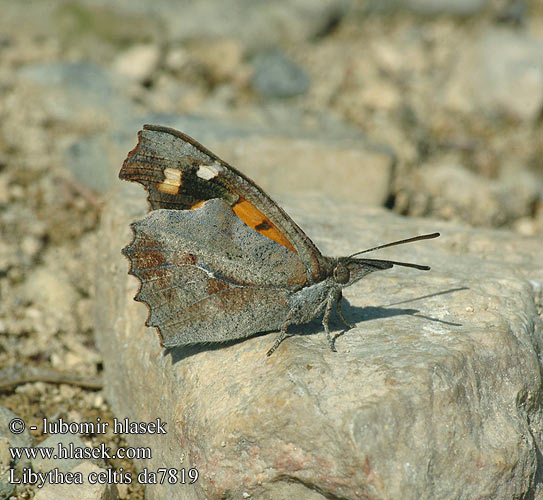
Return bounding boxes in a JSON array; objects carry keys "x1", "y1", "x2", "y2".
[
  {"x1": 122, "y1": 199, "x2": 307, "y2": 346},
  {"x1": 119, "y1": 124, "x2": 328, "y2": 282}
]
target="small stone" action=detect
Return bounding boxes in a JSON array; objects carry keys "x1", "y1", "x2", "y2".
[
  {"x1": 0, "y1": 174, "x2": 9, "y2": 204},
  {"x1": 161, "y1": 0, "x2": 349, "y2": 46},
  {"x1": 445, "y1": 29, "x2": 543, "y2": 122},
  {"x1": 513, "y1": 217, "x2": 537, "y2": 236},
  {"x1": 0, "y1": 406, "x2": 33, "y2": 470},
  {"x1": 116, "y1": 482, "x2": 129, "y2": 499},
  {"x1": 65, "y1": 136, "x2": 120, "y2": 195},
  {"x1": 0, "y1": 437, "x2": 11, "y2": 467},
  {"x1": 21, "y1": 234, "x2": 42, "y2": 260},
  {"x1": 218, "y1": 136, "x2": 393, "y2": 207},
  {"x1": 194, "y1": 38, "x2": 244, "y2": 84},
  {"x1": 33, "y1": 461, "x2": 119, "y2": 500},
  {"x1": 0, "y1": 465, "x2": 15, "y2": 500},
  {"x1": 113, "y1": 44, "x2": 161, "y2": 84},
  {"x1": 398, "y1": 0, "x2": 488, "y2": 15},
  {"x1": 164, "y1": 47, "x2": 189, "y2": 72},
  {"x1": 23, "y1": 266, "x2": 76, "y2": 318},
  {"x1": 32, "y1": 434, "x2": 92, "y2": 473},
  {"x1": 403, "y1": 162, "x2": 539, "y2": 227},
  {"x1": 359, "y1": 80, "x2": 401, "y2": 111},
  {"x1": 92, "y1": 394, "x2": 105, "y2": 409},
  {"x1": 251, "y1": 50, "x2": 310, "y2": 98},
  {"x1": 64, "y1": 351, "x2": 86, "y2": 369},
  {"x1": 372, "y1": 40, "x2": 405, "y2": 76}
]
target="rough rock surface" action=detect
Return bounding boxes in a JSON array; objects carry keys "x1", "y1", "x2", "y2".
[
  {"x1": 445, "y1": 28, "x2": 543, "y2": 122},
  {"x1": 0, "y1": 405, "x2": 33, "y2": 498},
  {"x1": 32, "y1": 461, "x2": 119, "y2": 500},
  {"x1": 215, "y1": 136, "x2": 394, "y2": 207},
  {"x1": 95, "y1": 185, "x2": 543, "y2": 500},
  {"x1": 0, "y1": 406, "x2": 33, "y2": 469},
  {"x1": 31, "y1": 434, "x2": 104, "y2": 474}
]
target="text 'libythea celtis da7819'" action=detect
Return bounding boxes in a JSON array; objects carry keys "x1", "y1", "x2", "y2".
[{"x1": 120, "y1": 125, "x2": 439, "y2": 356}]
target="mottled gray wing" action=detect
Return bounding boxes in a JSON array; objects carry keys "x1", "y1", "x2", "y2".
[{"x1": 122, "y1": 199, "x2": 307, "y2": 346}]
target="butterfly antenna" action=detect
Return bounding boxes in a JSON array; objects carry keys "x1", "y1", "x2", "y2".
[
  {"x1": 359, "y1": 258, "x2": 431, "y2": 271},
  {"x1": 348, "y1": 232, "x2": 440, "y2": 259}
]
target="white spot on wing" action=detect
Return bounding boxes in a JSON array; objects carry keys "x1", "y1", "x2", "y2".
[
  {"x1": 197, "y1": 163, "x2": 223, "y2": 180},
  {"x1": 164, "y1": 168, "x2": 182, "y2": 184},
  {"x1": 157, "y1": 167, "x2": 183, "y2": 194}
]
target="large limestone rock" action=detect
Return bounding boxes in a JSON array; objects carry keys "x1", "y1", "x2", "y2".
[{"x1": 95, "y1": 182, "x2": 543, "y2": 500}]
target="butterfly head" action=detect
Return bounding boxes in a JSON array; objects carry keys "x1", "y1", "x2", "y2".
[
  {"x1": 331, "y1": 232, "x2": 441, "y2": 288},
  {"x1": 332, "y1": 258, "x2": 393, "y2": 287}
]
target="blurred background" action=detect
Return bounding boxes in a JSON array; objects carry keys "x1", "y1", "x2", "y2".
[{"x1": 0, "y1": 0, "x2": 541, "y2": 498}]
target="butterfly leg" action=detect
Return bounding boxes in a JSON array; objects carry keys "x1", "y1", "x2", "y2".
[
  {"x1": 266, "y1": 311, "x2": 295, "y2": 357},
  {"x1": 322, "y1": 293, "x2": 338, "y2": 352},
  {"x1": 336, "y1": 292, "x2": 354, "y2": 329}
]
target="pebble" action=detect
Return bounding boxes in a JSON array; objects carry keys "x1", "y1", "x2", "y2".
[
  {"x1": 113, "y1": 44, "x2": 161, "y2": 83},
  {"x1": 251, "y1": 50, "x2": 310, "y2": 98}
]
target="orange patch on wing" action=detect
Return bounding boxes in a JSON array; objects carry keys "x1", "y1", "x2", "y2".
[
  {"x1": 233, "y1": 198, "x2": 296, "y2": 253},
  {"x1": 157, "y1": 167, "x2": 183, "y2": 194},
  {"x1": 190, "y1": 199, "x2": 206, "y2": 209}
]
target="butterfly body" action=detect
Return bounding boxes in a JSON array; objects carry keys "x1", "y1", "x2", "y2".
[{"x1": 120, "y1": 125, "x2": 439, "y2": 355}]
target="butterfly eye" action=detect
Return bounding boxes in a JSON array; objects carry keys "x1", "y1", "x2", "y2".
[{"x1": 333, "y1": 264, "x2": 350, "y2": 284}]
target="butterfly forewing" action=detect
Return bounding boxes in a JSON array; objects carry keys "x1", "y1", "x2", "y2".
[{"x1": 119, "y1": 124, "x2": 327, "y2": 282}]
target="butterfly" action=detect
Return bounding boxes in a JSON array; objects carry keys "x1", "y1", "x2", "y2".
[{"x1": 120, "y1": 124, "x2": 439, "y2": 356}]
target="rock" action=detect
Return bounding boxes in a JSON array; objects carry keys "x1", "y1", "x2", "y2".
[
  {"x1": 95, "y1": 182, "x2": 543, "y2": 500},
  {"x1": 23, "y1": 266, "x2": 76, "y2": 319},
  {"x1": 215, "y1": 136, "x2": 393, "y2": 206},
  {"x1": 33, "y1": 461, "x2": 118, "y2": 500},
  {"x1": 359, "y1": 0, "x2": 487, "y2": 15},
  {"x1": 358, "y1": 79, "x2": 401, "y2": 111},
  {"x1": 445, "y1": 29, "x2": 543, "y2": 122},
  {"x1": 0, "y1": 465, "x2": 15, "y2": 500},
  {"x1": 1, "y1": 0, "x2": 350, "y2": 48},
  {"x1": 397, "y1": 0, "x2": 487, "y2": 15},
  {"x1": 251, "y1": 49, "x2": 310, "y2": 98},
  {"x1": 0, "y1": 436, "x2": 14, "y2": 499},
  {"x1": 160, "y1": 0, "x2": 350, "y2": 46},
  {"x1": 31, "y1": 434, "x2": 103, "y2": 474},
  {"x1": 65, "y1": 134, "x2": 129, "y2": 195},
  {"x1": 399, "y1": 163, "x2": 540, "y2": 227},
  {"x1": 0, "y1": 438, "x2": 10, "y2": 467},
  {"x1": 0, "y1": 406, "x2": 33, "y2": 470},
  {"x1": 141, "y1": 108, "x2": 364, "y2": 143},
  {"x1": 188, "y1": 38, "x2": 246, "y2": 85},
  {"x1": 0, "y1": 1, "x2": 160, "y2": 50},
  {"x1": 0, "y1": 174, "x2": 9, "y2": 205},
  {"x1": 112, "y1": 44, "x2": 161, "y2": 84},
  {"x1": 18, "y1": 61, "x2": 112, "y2": 96},
  {"x1": 17, "y1": 61, "x2": 133, "y2": 126},
  {"x1": 0, "y1": 406, "x2": 33, "y2": 498}
]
